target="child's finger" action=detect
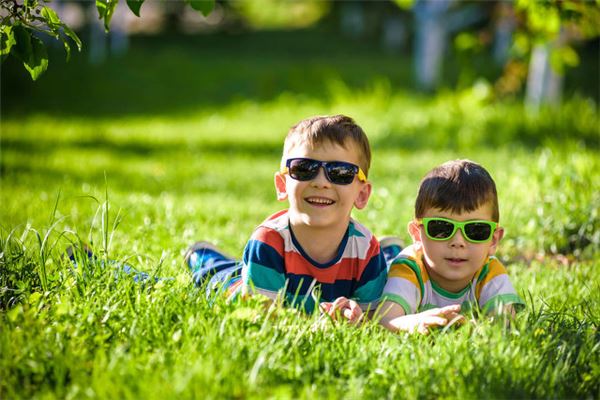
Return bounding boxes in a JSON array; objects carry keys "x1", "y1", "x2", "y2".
[
  {"x1": 319, "y1": 302, "x2": 333, "y2": 314},
  {"x1": 343, "y1": 307, "x2": 354, "y2": 321},
  {"x1": 417, "y1": 323, "x2": 431, "y2": 335},
  {"x1": 423, "y1": 316, "x2": 448, "y2": 327},
  {"x1": 344, "y1": 310, "x2": 362, "y2": 324},
  {"x1": 328, "y1": 297, "x2": 350, "y2": 316},
  {"x1": 345, "y1": 303, "x2": 363, "y2": 322},
  {"x1": 423, "y1": 305, "x2": 461, "y2": 318},
  {"x1": 441, "y1": 304, "x2": 461, "y2": 314},
  {"x1": 446, "y1": 314, "x2": 466, "y2": 327},
  {"x1": 348, "y1": 300, "x2": 360, "y2": 313},
  {"x1": 332, "y1": 296, "x2": 349, "y2": 309}
]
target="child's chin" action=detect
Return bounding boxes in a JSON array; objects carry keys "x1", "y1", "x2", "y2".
[{"x1": 303, "y1": 215, "x2": 344, "y2": 227}]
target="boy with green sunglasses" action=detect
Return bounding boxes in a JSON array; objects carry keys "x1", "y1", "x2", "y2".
[{"x1": 379, "y1": 159, "x2": 524, "y2": 334}]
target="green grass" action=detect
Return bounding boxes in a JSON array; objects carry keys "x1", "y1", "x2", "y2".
[{"x1": 1, "y1": 30, "x2": 599, "y2": 399}]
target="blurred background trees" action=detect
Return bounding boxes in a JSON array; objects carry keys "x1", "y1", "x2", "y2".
[{"x1": 2, "y1": 0, "x2": 598, "y2": 107}]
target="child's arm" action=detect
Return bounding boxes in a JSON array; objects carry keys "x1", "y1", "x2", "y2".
[
  {"x1": 379, "y1": 301, "x2": 462, "y2": 334},
  {"x1": 241, "y1": 227, "x2": 287, "y2": 302},
  {"x1": 477, "y1": 258, "x2": 525, "y2": 320},
  {"x1": 487, "y1": 304, "x2": 518, "y2": 329}
]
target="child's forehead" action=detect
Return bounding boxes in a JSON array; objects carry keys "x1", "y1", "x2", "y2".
[
  {"x1": 421, "y1": 203, "x2": 495, "y2": 221},
  {"x1": 284, "y1": 139, "x2": 361, "y2": 158}
]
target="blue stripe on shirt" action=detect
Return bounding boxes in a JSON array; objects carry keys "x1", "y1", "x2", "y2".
[{"x1": 243, "y1": 239, "x2": 285, "y2": 275}]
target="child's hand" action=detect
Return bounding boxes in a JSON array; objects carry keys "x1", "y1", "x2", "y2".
[
  {"x1": 320, "y1": 296, "x2": 363, "y2": 324},
  {"x1": 391, "y1": 304, "x2": 463, "y2": 334}
]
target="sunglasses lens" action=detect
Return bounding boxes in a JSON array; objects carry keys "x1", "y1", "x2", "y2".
[
  {"x1": 426, "y1": 220, "x2": 455, "y2": 239},
  {"x1": 464, "y1": 222, "x2": 493, "y2": 242},
  {"x1": 326, "y1": 162, "x2": 357, "y2": 185},
  {"x1": 288, "y1": 159, "x2": 319, "y2": 181}
]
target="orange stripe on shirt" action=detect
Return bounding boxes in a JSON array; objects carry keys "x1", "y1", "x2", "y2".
[
  {"x1": 388, "y1": 263, "x2": 421, "y2": 287},
  {"x1": 476, "y1": 258, "x2": 508, "y2": 299},
  {"x1": 251, "y1": 226, "x2": 285, "y2": 258},
  {"x1": 266, "y1": 209, "x2": 288, "y2": 222},
  {"x1": 284, "y1": 251, "x2": 365, "y2": 283}
]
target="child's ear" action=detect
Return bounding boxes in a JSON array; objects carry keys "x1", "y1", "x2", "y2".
[
  {"x1": 354, "y1": 181, "x2": 372, "y2": 210},
  {"x1": 487, "y1": 226, "x2": 504, "y2": 256},
  {"x1": 408, "y1": 220, "x2": 422, "y2": 243},
  {"x1": 274, "y1": 172, "x2": 288, "y2": 201}
]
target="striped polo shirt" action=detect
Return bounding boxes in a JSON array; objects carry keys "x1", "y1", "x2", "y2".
[
  {"x1": 241, "y1": 210, "x2": 387, "y2": 313},
  {"x1": 381, "y1": 244, "x2": 524, "y2": 314}
]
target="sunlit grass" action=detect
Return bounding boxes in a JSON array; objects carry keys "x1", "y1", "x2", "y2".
[{"x1": 1, "y1": 31, "x2": 599, "y2": 399}]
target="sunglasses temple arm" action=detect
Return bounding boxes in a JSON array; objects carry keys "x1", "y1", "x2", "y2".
[{"x1": 358, "y1": 168, "x2": 367, "y2": 182}]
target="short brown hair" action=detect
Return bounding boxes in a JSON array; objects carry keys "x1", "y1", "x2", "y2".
[
  {"x1": 282, "y1": 115, "x2": 372, "y2": 176},
  {"x1": 415, "y1": 159, "x2": 500, "y2": 221}
]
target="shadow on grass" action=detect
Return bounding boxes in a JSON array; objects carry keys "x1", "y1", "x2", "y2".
[
  {"x1": 1, "y1": 135, "x2": 281, "y2": 196},
  {"x1": 3, "y1": 29, "x2": 598, "y2": 122},
  {"x1": 1, "y1": 30, "x2": 414, "y2": 119},
  {"x1": 1, "y1": 136, "x2": 282, "y2": 158}
]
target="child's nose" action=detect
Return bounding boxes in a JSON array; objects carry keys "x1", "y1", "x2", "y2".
[
  {"x1": 311, "y1": 167, "x2": 330, "y2": 187},
  {"x1": 449, "y1": 228, "x2": 467, "y2": 247}
]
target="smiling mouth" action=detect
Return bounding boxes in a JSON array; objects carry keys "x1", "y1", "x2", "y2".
[
  {"x1": 446, "y1": 257, "x2": 468, "y2": 264},
  {"x1": 305, "y1": 197, "x2": 335, "y2": 206}
]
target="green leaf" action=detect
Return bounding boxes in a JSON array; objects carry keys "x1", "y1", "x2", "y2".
[
  {"x1": 41, "y1": 6, "x2": 61, "y2": 26},
  {"x1": 185, "y1": 0, "x2": 215, "y2": 16},
  {"x1": 392, "y1": 0, "x2": 415, "y2": 10},
  {"x1": 26, "y1": 36, "x2": 48, "y2": 81},
  {"x1": 60, "y1": 37, "x2": 72, "y2": 62},
  {"x1": 1, "y1": 26, "x2": 16, "y2": 57},
  {"x1": 62, "y1": 24, "x2": 82, "y2": 51},
  {"x1": 12, "y1": 26, "x2": 48, "y2": 80},
  {"x1": 40, "y1": 5, "x2": 82, "y2": 61},
  {"x1": 96, "y1": 0, "x2": 119, "y2": 32},
  {"x1": 11, "y1": 25, "x2": 33, "y2": 62},
  {"x1": 126, "y1": 0, "x2": 144, "y2": 17}
]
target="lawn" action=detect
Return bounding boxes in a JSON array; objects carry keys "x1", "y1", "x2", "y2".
[{"x1": 1, "y1": 30, "x2": 599, "y2": 399}]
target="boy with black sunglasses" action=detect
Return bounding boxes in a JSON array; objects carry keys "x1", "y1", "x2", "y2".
[
  {"x1": 378, "y1": 159, "x2": 524, "y2": 334},
  {"x1": 185, "y1": 115, "x2": 387, "y2": 322}
]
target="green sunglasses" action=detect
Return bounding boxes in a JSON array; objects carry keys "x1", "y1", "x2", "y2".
[{"x1": 420, "y1": 217, "x2": 498, "y2": 243}]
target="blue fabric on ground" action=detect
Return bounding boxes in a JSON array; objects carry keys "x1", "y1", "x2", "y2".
[
  {"x1": 187, "y1": 247, "x2": 238, "y2": 284},
  {"x1": 66, "y1": 246, "x2": 166, "y2": 283},
  {"x1": 381, "y1": 244, "x2": 403, "y2": 265},
  {"x1": 186, "y1": 246, "x2": 242, "y2": 297}
]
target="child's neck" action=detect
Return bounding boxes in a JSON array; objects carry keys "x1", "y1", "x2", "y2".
[{"x1": 290, "y1": 221, "x2": 349, "y2": 265}]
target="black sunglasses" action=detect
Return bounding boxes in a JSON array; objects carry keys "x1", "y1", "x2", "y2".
[{"x1": 282, "y1": 158, "x2": 367, "y2": 185}]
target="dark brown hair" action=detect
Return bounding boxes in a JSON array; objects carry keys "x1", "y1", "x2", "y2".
[
  {"x1": 415, "y1": 159, "x2": 500, "y2": 221},
  {"x1": 282, "y1": 115, "x2": 372, "y2": 176}
]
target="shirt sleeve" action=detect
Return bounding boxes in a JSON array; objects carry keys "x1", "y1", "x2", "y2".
[
  {"x1": 380, "y1": 257, "x2": 422, "y2": 315},
  {"x1": 242, "y1": 226, "x2": 286, "y2": 301},
  {"x1": 477, "y1": 258, "x2": 525, "y2": 313},
  {"x1": 352, "y1": 238, "x2": 388, "y2": 310}
]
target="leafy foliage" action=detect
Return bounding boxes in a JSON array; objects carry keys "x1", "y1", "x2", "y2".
[
  {"x1": 232, "y1": 0, "x2": 329, "y2": 29},
  {"x1": 0, "y1": 0, "x2": 81, "y2": 80},
  {"x1": 514, "y1": 0, "x2": 600, "y2": 71},
  {"x1": 448, "y1": 0, "x2": 600, "y2": 97},
  {"x1": 0, "y1": 0, "x2": 214, "y2": 80}
]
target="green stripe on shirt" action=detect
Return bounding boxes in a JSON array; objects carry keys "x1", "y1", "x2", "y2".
[
  {"x1": 353, "y1": 268, "x2": 387, "y2": 303},
  {"x1": 482, "y1": 293, "x2": 525, "y2": 313},
  {"x1": 380, "y1": 293, "x2": 412, "y2": 315},
  {"x1": 245, "y1": 261, "x2": 286, "y2": 292},
  {"x1": 348, "y1": 221, "x2": 366, "y2": 238}
]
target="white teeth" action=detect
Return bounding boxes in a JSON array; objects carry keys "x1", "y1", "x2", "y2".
[{"x1": 307, "y1": 197, "x2": 334, "y2": 205}]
